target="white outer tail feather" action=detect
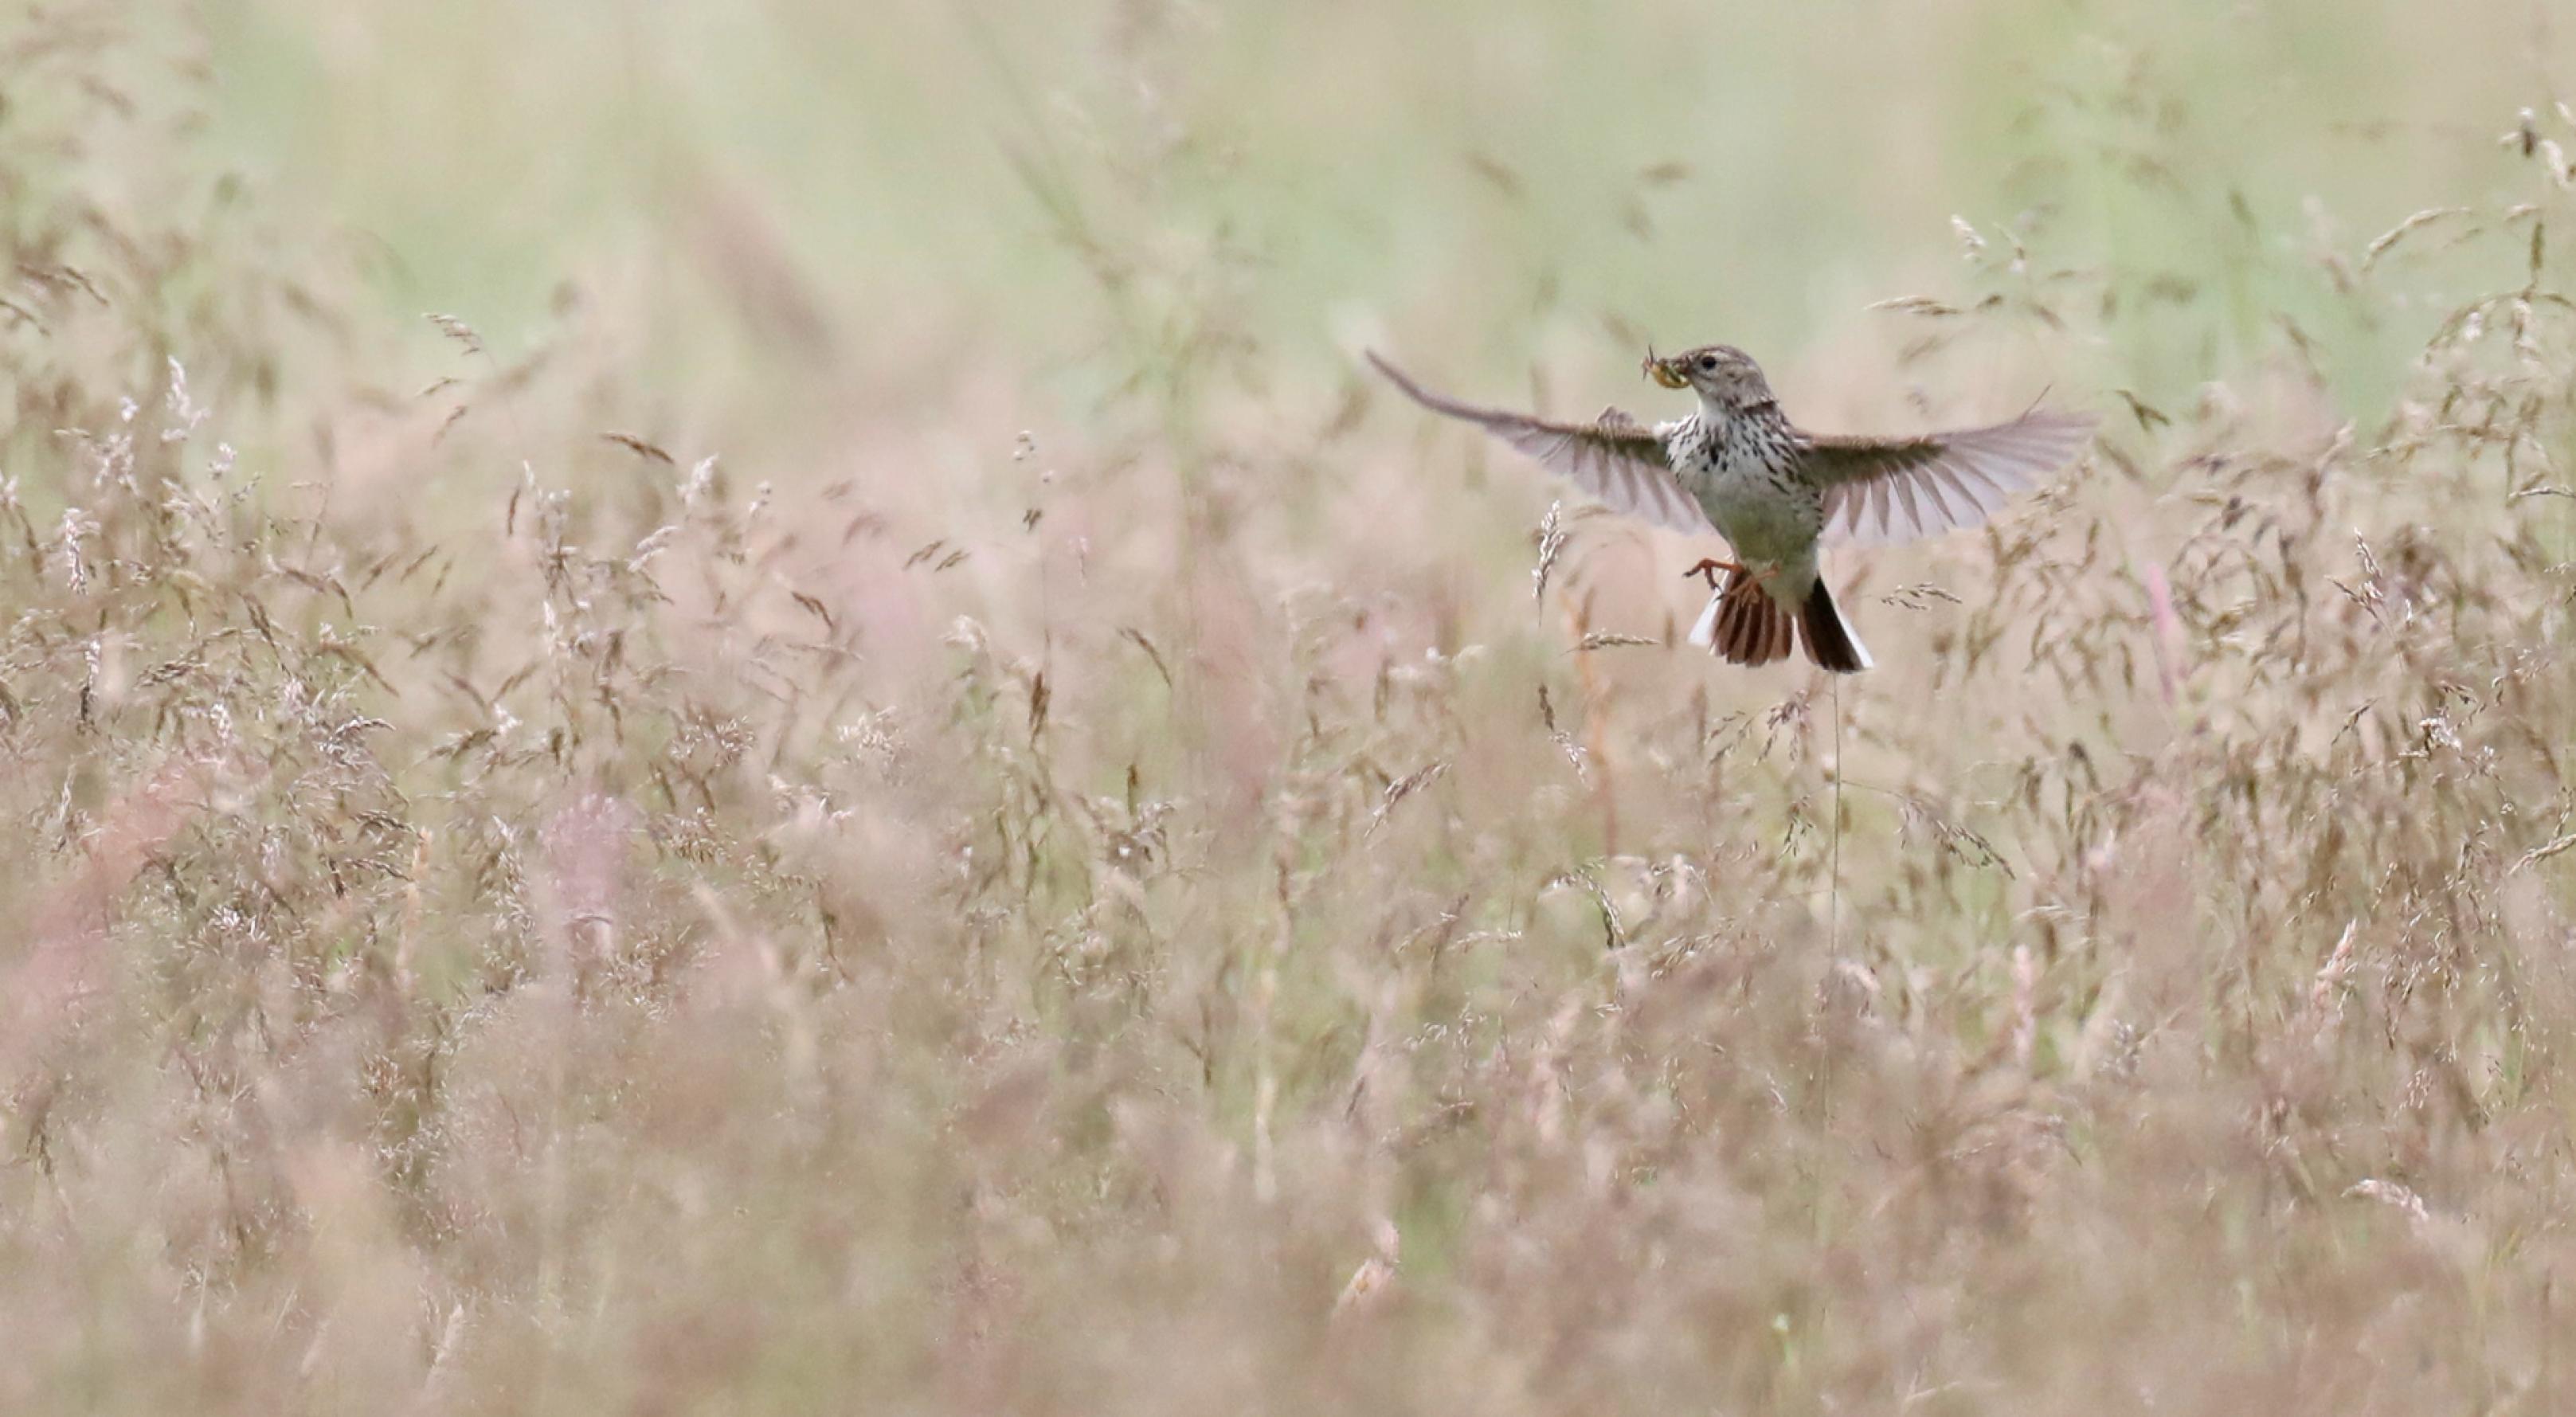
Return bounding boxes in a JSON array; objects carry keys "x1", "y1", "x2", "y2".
[
  {"x1": 1685, "y1": 575, "x2": 1874, "y2": 671},
  {"x1": 1816, "y1": 586, "x2": 1874, "y2": 671},
  {"x1": 1687, "y1": 587, "x2": 1725, "y2": 649}
]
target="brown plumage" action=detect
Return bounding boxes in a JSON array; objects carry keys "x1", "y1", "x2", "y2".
[
  {"x1": 1366, "y1": 352, "x2": 1713, "y2": 534},
  {"x1": 1370, "y1": 345, "x2": 2095, "y2": 672},
  {"x1": 1705, "y1": 570, "x2": 1789, "y2": 667}
]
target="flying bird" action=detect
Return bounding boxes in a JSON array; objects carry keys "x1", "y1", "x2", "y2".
[{"x1": 1370, "y1": 346, "x2": 2093, "y2": 672}]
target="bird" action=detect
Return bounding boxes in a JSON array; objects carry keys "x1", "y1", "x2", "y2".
[{"x1": 1368, "y1": 346, "x2": 2094, "y2": 673}]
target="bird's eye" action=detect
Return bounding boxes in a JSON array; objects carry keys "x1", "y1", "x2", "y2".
[{"x1": 1697, "y1": 355, "x2": 1718, "y2": 372}]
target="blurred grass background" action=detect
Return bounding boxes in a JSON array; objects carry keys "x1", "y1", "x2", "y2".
[
  {"x1": 2, "y1": 0, "x2": 2574, "y2": 1411},
  {"x1": 200, "y1": 0, "x2": 2552, "y2": 412}
]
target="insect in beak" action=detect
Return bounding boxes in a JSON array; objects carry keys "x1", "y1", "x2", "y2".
[{"x1": 1646, "y1": 350, "x2": 1689, "y2": 390}]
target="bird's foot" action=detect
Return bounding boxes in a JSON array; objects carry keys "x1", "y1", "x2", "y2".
[{"x1": 1685, "y1": 558, "x2": 1773, "y2": 590}]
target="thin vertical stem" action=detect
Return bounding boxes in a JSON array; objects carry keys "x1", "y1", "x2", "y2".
[{"x1": 1829, "y1": 675, "x2": 1844, "y2": 958}]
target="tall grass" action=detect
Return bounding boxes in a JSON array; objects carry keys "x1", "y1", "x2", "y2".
[{"x1": 0, "y1": 2, "x2": 2572, "y2": 1412}]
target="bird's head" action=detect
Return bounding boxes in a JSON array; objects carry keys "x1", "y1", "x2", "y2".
[{"x1": 1646, "y1": 344, "x2": 1775, "y2": 412}]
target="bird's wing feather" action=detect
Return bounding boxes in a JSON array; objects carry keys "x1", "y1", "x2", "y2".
[
  {"x1": 1369, "y1": 351, "x2": 1715, "y2": 534},
  {"x1": 1806, "y1": 409, "x2": 2096, "y2": 547}
]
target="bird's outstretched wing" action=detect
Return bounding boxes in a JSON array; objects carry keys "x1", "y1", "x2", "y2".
[
  {"x1": 1804, "y1": 409, "x2": 2095, "y2": 547},
  {"x1": 1369, "y1": 351, "x2": 1716, "y2": 535}
]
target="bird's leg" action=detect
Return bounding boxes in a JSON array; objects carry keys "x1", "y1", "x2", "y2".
[
  {"x1": 1685, "y1": 557, "x2": 1783, "y2": 591},
  {"x1": 1684, "y1": 557, "x2": 1739, "y2": 589}
]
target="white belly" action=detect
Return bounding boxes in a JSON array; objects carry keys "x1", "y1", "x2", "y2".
[
  {"x1": 1671, "y1": 430, "x2": 1822, "y2": 601},
  {"x1": 1702, "y1": 472, "x2": 1819, "y2": 569}
]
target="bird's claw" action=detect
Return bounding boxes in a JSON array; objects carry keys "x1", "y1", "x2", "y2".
[
  {"x1": 1685, "y1": 557, "x2": 1744, "y2": 589},
  {"x1": 1685, "y1": 558, "x2": 1782, "y2": 591}
]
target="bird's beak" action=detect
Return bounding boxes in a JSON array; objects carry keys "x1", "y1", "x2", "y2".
[{"x1": 1647, "y1": 354, "x2": 1689, "y2": 390}]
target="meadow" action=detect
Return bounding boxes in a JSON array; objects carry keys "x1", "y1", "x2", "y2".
[{"x1": 2, "y1": 0, "x2": 2574, "y2": 1411}]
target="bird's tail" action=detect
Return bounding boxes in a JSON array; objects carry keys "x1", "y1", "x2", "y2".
[
  {"x1": 1687, "y1": 569, "x2": 1796, "y2": 667},
  {"x1": 1685, "y1": 571, "x2": 1873, "y2": 674},
  {"x1": 1797, "y1": 577, "x2": 1873, "y2": 674}
]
